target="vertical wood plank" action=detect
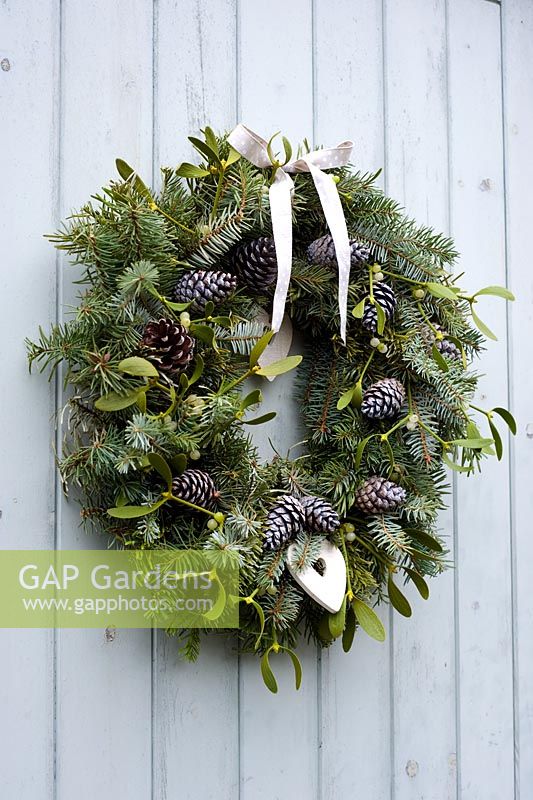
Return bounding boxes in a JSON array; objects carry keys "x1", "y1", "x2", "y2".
[
  {"x1": 155, "y1": 0, "x2": 237, "y2": 167},
  {"x1": 153, "y1": 3, "x2": 240, "y2": 799},
  {"x1": 501, "y1": 0, "x2": 533, "y2": 794},
  {"x1": 384, "y1": 1, "x2": 457, "y2": 798},
  {"x1": 0, "y1": 2, "x2": 58, "y2": 796},
  {"x1": 314, "y1": 2, "x2": 393, "y2": 798},
  {"x1": 237, "y1": 3, "x2": 319, "y2": 798},
  {"x1": 314, "y1": 0, "x2": 385, "y2": 170},
  {"x1": 56, "y1": 3, "x2": 154, "y2": 798},
  {"x1": 448, "y1": 1, "x2": 515, "y2": 797},
  {"x1": 238, "y1": 0, "x2": 313, "y2": 144}
]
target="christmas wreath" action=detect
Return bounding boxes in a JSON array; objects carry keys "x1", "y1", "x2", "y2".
[{"x1": 27, "y1": 125, "x2": 515, "y2": 692}]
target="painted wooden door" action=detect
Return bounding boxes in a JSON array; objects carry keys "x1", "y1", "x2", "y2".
[{"x1": 1, "y1": 1, "x2": 531, "y2": 798}]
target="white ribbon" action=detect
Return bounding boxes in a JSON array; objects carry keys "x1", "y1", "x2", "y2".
[{"x1": 228, "y1": 124, "x2": 353, "y2": 343}]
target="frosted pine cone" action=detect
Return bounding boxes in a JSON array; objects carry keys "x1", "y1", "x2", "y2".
[
  {"x1": 231, "y1": 237, "x2": 278, "y2": 291},
  {"x1": 141, "y1": 318, "x2": 194, "y2": 375},
  {"x1": 263, "y1": 495, "x2": 305, "y2": 551},
  {"x1": 171, "y1": 469, "x2": 219, "y2": 509},
  {"x1": 307, "y1": 234, "x2": 371, "y2": 268},
  {"x1": 361, "y1": 283, "x2": 397, "y2": 332},
  {"x1": 301, "y1": 496, "x2": 340, "y2": 534},
  {"x1": 173, "y1": 269, "x2": 237, "y2": 312},
  {"x1": 436, "y1": 338, "x2": 461, "y2": 360},
  {"x1": 423, "y1": 324, "x2": 461, "y2": 361},
  {"x1": 354, "y1": 476, "x2": 406, "y2": 514},
  {"x1": 361, "y1": 378, "x2": 406, "y2": 420}
]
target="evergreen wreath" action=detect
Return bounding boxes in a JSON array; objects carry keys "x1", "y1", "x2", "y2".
[{"x1": 27, "y1": 127, "x2": 516, "y2": 692}]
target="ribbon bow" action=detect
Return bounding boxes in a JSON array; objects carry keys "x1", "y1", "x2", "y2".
[{"x1": 228, "y1": 124, "x2": 353, "y2": 343}]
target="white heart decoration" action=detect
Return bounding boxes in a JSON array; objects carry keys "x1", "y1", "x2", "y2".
[
  {"x1": 255, "y1": 310, "x2": 293, "y2": 382},
  {"x1": 287, "y1": 540, "x2": 346, "y2": 613}
]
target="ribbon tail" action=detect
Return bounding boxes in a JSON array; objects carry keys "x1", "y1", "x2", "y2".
[
  {"x1": 268, "y1": 173, "x2": 294, "y2": 333},
  {"x1": 306, "y1": 163, "x2": 351, "y2": 344}
]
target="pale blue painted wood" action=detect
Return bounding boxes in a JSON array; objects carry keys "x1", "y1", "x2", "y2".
[
  {"x1": 448, "y1": 1, "x2": 515, "y2": 797},
  {"x1": 153, "y1": 3, "x2": 240, "y2": 799},
  {"x1": 313, "y1": 3, "x2": 393, "y2": 798},
  {"x1": 1, "y1": 1, "x2": 531, "y2": 798},
  {"x1": 384, "y1": 2, "x2": 458, "y2": 797},
  {"x1": 54, "y1": 3, "x2": 154, "y2": 799},
  {"x1": 0, "y1": 2, "x2": 58, "y2": 797},
  {"x1": 502, "y1": 3, "x2": 533, "y2": 796},
  {"x1": 237, "y1": 4, "x2": 321, "y2": 798}
]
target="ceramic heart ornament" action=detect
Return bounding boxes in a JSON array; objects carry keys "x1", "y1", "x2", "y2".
[{"x1": 287, "y1": 540, "x2": 346, "y2": 613}]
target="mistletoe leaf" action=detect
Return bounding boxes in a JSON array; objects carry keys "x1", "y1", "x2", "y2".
[
  {"x1": 489, "y1": 419, "x2": 503, "y2": 460},
  {"x1": 471, "y1": 307, "x2": 498, "y2": 341},
  {"x1": 190, "y1": 323, "x2": 217, "y2": 350},
  {"x1": 95, "y1": 388, "x2": 142, "y2": 412},
  {"x1": 240, "y1": 389, "x2": 262, "y2": 412},
  {"x1": 147, "y1": 452, "x2": 173, "y2": 491},
  {"x1": 280, "y1": 646, "x2": 303, "y2": 690},
  {"x1": 225, "y1": 148, "x2": 241, "y2": 166},
  {"x1": 250, "y1": 600, "x2": 266, "y2": 649},
  {"x1": 404, "y1": 567, "x2": 430, "y2": 600},
  {"x1": 388, "y1": 574, "x2": 412, "y2": 617},
  {"x1": 442, "y1": 450, "x2": 472, "y2": 473},
  {"x1": 202, "y1": 126, "x2": 219, "y2": 156},
  {"x1": 188, "y1": 136, "x2": 221, "y2": 165},
  {"x1": 118, "y1": 356, "x2": 158, "y2": 377},
  {"x1": 352, "y1": 381, "x2": 363, "y2": 408},
  {"x1": 115, "y1": 159, "x2": 153, "y2": 202},
  {"x1": 337, "y1": 386, "x2": 356, "y2": 410},
  {"x1": 425, "y1": 282, "x2": 460, "y2": 301},
  {"x1": 474, "y1": 285, "x2": 515, "y2": 301},
  {"x1": 375, "y1": 302, "x2": 386, "y2": 335},
  {"x1": 431, "y1": 344, "x2": 449, "y2": 372},
  {"x1": 327, "y1": 596, "x2": 347, "y2": 639},
  {"x1": 189, "y1": 354, "x2": 204, "y2": 386},
  {"x1": 342, "y1": 604, "x2": 357, "y2": 652},
  {"x1": 352, "y1": 598, "x2": 386, "y2": 642},
  {"x1": 355, "y1": 435, "x2": 373, "y2": 469},
  {"x1": 203, "y1": 574, "x2": 227, "y2": 622},
  {"x1": 175, "y1": 162, "x2": 211, "y2": 179},
  {"x1": 162, "y1": 298, "x2": 192, "y2": 311},
  {"x1": 249, "y1": 329, "x2": 275, "y2": 367},
  {"x1": 170, "y1": 454, "x2": 187, "y2": 474},
  {"x1": 451, "y1": 437, "x2": 493, "y2": 449},
  {"x1": 107, "y1": 499, "x2": 166, "y2": 519},
  {"x1": 404, "y1": 528, "x2": 443, "y2": 553},
  {"x1": 492, "y1": 407, "x2": 517, "y2": 435},
  {"x1": 241, "y1": 412, "x2": 277, "y2": 425},
  {"x1": 260, "y1": 649, "x2": 278, "y2": 694},
  {"x1": 255, "y1": 355, "x2": 302, "y2": 377},
  {"x1": 352, "y1": 298, "x2": 366, "y2": 319}
]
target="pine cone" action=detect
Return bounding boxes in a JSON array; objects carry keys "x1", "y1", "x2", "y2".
[
  {"x1": 231, "y1": 237, "x2": 278, "y2": 291},
  {"x1": 171, "y1": 469, "x2": 219, "y2": 509},
  {"x1": 263, "y1": 495, "x2": 305, "y2": 551},
  {"x1": 173, "y1": 269, "x2": 237, "y2": 312},
  {"x1": 361, "y1": 378, "x2": 406, "y2": 420},
  {"x1": 361, "y1": 283, "x2": 397, "y2": 332},
  {"x1": 141, "y1": 318, "x2": 194, "y2": 375},
  {"x1": 307, "y1": 234, "x2": 371, "y2": 268},
  {"x1": 422, "y1": 323, "x2": 462, "y2": 361},
  {"x1": 354, "y1": 476, "x2": 406, "y2": 514},
  {"x1": 436, "y1": 338, "x2": 461, "y2": 360},
  {"x1": 301, "y1": 496, "x2": 340, "y2": 534}
]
